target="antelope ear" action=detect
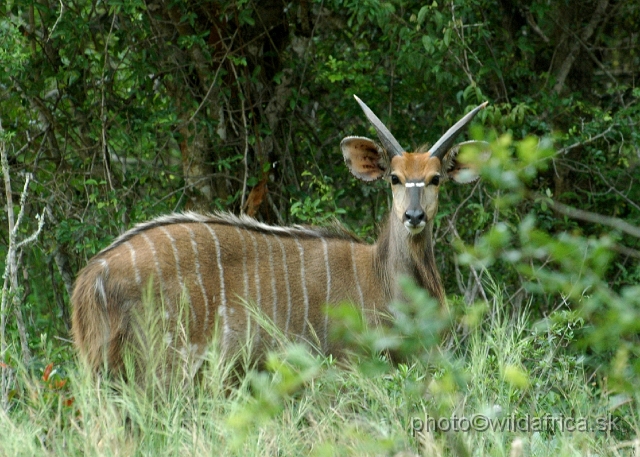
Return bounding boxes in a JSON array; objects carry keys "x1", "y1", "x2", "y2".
[
  {"x1": 441, "y1": 140, "x2": 490, "y2": 184},
  {"x1": 341, "y1": 136, "x2": 390, "y2": 181}
]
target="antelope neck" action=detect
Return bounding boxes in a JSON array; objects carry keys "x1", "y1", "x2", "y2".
[{"x1": 373, "y1": 215, "x2": 444, "y2": 303}]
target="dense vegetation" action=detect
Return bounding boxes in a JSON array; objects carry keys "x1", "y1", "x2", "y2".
[{"x1": 1, "y1": 0, "x2": 639, "y2": 454}]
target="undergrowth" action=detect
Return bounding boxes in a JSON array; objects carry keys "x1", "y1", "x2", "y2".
[{"x1": 0, "y1": 279, "x2": 637, "y2": 456}]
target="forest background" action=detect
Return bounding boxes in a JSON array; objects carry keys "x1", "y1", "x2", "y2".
[{"x1": 1, "y1": 0, "x2": 639, "y2": 455}]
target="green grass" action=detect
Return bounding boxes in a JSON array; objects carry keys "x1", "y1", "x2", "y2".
[{"x1": 0, "y1": 284, "x2": 637, "y2": 456}]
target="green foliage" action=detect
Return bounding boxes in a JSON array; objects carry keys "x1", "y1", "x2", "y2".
[
  {"x1": 457, "y1": 133, "x2": 640, "y2": 393},
  {"x1": 0, "y1": 17, "x2": 27, "y2": 79},
  {"x1": 1, "y1": 280, "x2": 634, "y2": 455},
  {"x1": 327, "y1": 276, "x2": 452, "y2": 375},
  {"x1": 290, "y1": 171, "x2": 346, "y2": 224},
  {"x1": 1, "y1": 0, "x2": 640, "y2": 452},
  {"x1": 227, "y1": 344, "x2": 323, "y2": 449}
]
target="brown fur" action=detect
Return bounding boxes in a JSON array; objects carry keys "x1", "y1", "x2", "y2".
[{"x1": 72, "y1": 213, "x2": 386, "y2": 373}]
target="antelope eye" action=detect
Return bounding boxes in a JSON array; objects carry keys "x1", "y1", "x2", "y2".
[
  {"x1": 430, "y1": 175, "x2": 440, "y2": 186},
  {"x1": 390, "y1": 175, "x2": 400, "y2": 185}
]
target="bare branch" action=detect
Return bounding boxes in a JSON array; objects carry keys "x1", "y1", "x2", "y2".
[
  {"x1": 46, "y1": 206, "x2": 75, "y2": 301},
  {"x1": 540, "y1": 195, "x2": 640, "y2": 239},
  {"x1": 610, "y1": 243, "x2": 640, "y2": 260},
  {"x1": 47, "y1": 0, "x2": 65, "y2": 41},
  {"x1": 1, "y1": 131, "x2": 47, "y2": 388},
  {"x1": 553, "y1": 0, "x2": 609, "y2": 94},
  {"x1": 228, "y1": 61, "x2": 250, "y2": 213},
  {"x1": 595, "y1": 168, "x2": 640, "y2": 213},
  {"x1": 16, "y1": 210, "x2": 46, "y2": 250},
  {"x1": 525, "y1": 10, "x2": 550, "y2": 43},
  {"x1": 12, "y1": 173, "x2": 33, "y2": 238},
  {"x1": 437, "y1": 180, "x2": 481, "y2": 242},
  {"x1": 556, "y1": 123, "x2": 616, "y2": 155},
  {"x1": 187, "y1": 30, "x2": 238, "y2": 124}
]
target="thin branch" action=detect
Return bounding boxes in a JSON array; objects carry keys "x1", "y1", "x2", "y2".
[
  {"x1": 595, "y1": 168, "x2": 640, "y2": 213},
  {"x1": 16, "y1": 211, "x2": 46, "y2": 250},
  {"x1": 448, "y1": 221, "x2": 488, "y2": 303},
  {"x1": 100, "y1": 13, "x2": 118, "y2": 195},
  {"x1": 538, "y1": 194, "x2": 640, "y2": 239},
  {"x1": 556, "y1": 123, "x2": 615, "y2": 155},
  {"x1": 610, "y1": 243, "x2": 640, "y2": 260},
  {"x1": 154, "y1": 173, "x2": 243, "y2": 210},
  {"x1": 525, "y1": 10, "x2": 550, "y2": 43},
  {"x1": 187, "y1": 30, "x2": 238, "y2": 124},
  {"x1": 437, "y1": 180, "x2": 481, "y2": 242},
  {"x1": 450, "y1": 3, "x2": 478, "y2": 88},
  {"x1": 240, "y1": 94, "x2": 249, "y2": 213},
  {"x1": 553, "y1": 0, "x2": 609, "y2": 94},
  {"x1": 12, "y1": 174, "x2": 32, "y2": 237},
  {"x1": 227, "y1": 60, "x2": 250, "y2": 212},
  {"x1": 550, "y1": 5, "x2": 623, "y2": 103},
  {"x1": 47, "y1": 0, "x2": 65, "y2": 41},
  {"x1": 1, "y1": 130, "x2": 39, "y2": 385}
]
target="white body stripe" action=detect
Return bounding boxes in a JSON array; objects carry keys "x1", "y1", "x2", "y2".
[
  {"x1": 189, "y1": 348, "x2": 206, "y2": 379},
  {"x1": 203, "y1": 224, "x2": 227, "y2": 308},
  {"x1": 184, "y1": 224, "x2": 210, "y2": 333},
  {"x1": 95, "y1": 259, "x2": 109, "y2": 312},
  {"x1": 98, "y1": 258, "x2": 109, "y2": 275},
  {"x1": 262, "y1": 233, "x2": 278, "y2": 332},
  {"x1": 234, "y1": 227, "x2": 250, "y2": 297},
  {"x1": 141, "y1": 233, "x2": 162, "y2": 282},
  {"x1": 294, "y1": 238, "x2": 309, "y2": 337},
  {"x1": 248, "y1": 231, "x2": 261, "y2": 307},
  {"x1": 350, "y1": 242, "x2": 365, "y2": 311},
  {"x1": 247, "y1": 231, "x2": 261, "y2": 345},
  {"x1": 95, "y1": 276, "x2": 108, "y2": 309},
  {"x1": 141, "y1": 232, "x2": 173, "y2": 317},
  {"x1": 140, "y1": 232, "x2": 167, "y2": 307},
  {"x1": 218, "y1": 300, "x2": 231, "y2": 352},
  {"x1": 274, "y1": 236, "x2": 292, "y2": 334},
  {"x1": 234, "y1": 227, "x2": 251, "y2": 332},
  {"x1": 204, "y1": 224, "x2": 231, "y2": 347},
  {"x1": 160, "y1": 226, "x2": 195, "y2": 326},
  {"x1": 321, "y1": 237, "x2": 331, "y2": 351},
  {"x1": 125, "y1": 242, "x2": 142, "y2": 287}
]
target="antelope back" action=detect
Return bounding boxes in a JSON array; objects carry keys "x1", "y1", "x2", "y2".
[{"x1": 71, "y1": 212, "x2": 384, "y2": 373}]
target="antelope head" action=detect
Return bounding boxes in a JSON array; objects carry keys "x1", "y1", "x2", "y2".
[{"x1": 342, "y1": 96, "x2": 488, "y2": 235}]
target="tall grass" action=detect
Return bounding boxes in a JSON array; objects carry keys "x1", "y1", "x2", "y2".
[{"x1": 0, "y1": 281, "x2": 636, "y2": 456}]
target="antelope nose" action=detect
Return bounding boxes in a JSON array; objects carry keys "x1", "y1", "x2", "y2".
[{"x1": 404, "y1": 209, "x2": 425, "y2": 226}]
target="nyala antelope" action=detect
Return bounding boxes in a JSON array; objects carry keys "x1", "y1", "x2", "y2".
[{"x1": 71, "y1": 96, "x2": 488, "y2": 375}]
